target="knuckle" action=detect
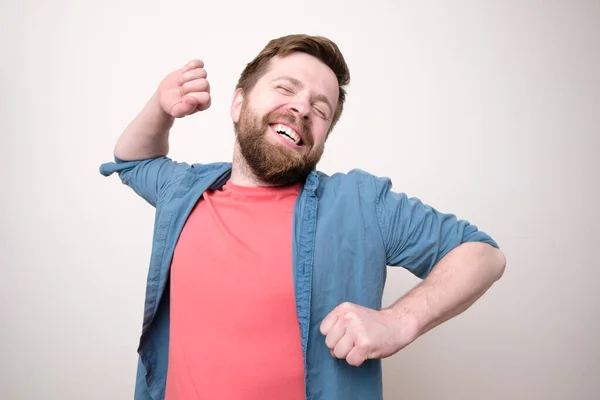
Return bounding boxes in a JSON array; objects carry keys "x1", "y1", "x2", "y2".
[
  {"x1": 356, "y1": 338, "x2": 370, "y2": 350},
  {"x1": 344, "y1": 311, "x2": 357, "y2": 321},
  {"x1": 195, "y1": 68, "x2": 207, "y2": 79},
  {"x1": 325, "y1": 337, "x2": 335, "y2": 348}
]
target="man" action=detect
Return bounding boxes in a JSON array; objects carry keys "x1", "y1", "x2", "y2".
[{"x1": 100, "y1": 34, "x2": 505, "y2": 400}]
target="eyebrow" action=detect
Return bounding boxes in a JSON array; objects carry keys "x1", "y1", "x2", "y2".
[{"x1": 271, "y1": 75, "x2": 334, "y2": 114}]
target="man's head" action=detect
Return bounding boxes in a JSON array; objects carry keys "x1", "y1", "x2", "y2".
[{"x1": 231, "y1": 34, "x2": 350, "y2": 186}]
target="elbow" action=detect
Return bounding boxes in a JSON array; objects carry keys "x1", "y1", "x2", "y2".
[
  {"x1": 466, "y1": 242, "x2": 506, "y2": 282},
  {"x1": 490, "y1": 247, "x2": 506, "y2": 282}
]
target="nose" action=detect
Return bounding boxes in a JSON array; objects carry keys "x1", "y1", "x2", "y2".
[{"x1": 289, "y1": 97, "x2": 311, "y2": 120}]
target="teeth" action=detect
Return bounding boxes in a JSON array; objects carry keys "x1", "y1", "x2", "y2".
[
  {"x1": 280, "y1": 133, "x2": 296, "y2": 144},
  {"x1": 276, "y1": 124, "x2": 301, "y2": 145}
]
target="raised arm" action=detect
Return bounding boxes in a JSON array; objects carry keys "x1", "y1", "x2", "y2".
[{"x1": 114, "y1": 59, "x2": 211, "y2": 161}]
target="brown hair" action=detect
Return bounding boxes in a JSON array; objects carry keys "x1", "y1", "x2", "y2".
[{"x1": 236, "y1": 34, "x2": 350, "y2": 132}]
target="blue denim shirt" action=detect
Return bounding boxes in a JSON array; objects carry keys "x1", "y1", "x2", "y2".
[{"x1": 100, "y1": 156, "x2": 498, "y2": 400}]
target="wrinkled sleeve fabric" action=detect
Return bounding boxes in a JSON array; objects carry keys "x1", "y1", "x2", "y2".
[
  {"x1": 99, "y1": 156, "x2": 191, "y2": 207},
  {"x1": 373, "y1": 175, "x2": 499, "y2": 279}
]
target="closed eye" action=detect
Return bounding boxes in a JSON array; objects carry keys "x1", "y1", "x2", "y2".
[
  {"x1": 276, "y1": 85, "x2": 293, "y2": 94},
  {"x1": 313, "y1": 106, "x2": 329, "y2": 120}
]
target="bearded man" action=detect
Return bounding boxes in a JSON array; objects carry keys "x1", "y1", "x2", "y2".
[{"x1": 100, "y1": 34, "x2": 506, "y2": 400}]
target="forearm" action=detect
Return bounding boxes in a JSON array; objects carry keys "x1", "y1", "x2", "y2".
[
  {"x1": 114, "y1": 93, "x2": 174, "y2": 161},
  {"x1": 388, "y1": 242, "x2": 506, "y2": 337}
]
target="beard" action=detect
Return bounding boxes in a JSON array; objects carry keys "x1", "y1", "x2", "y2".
[{"x1": 234, "y1": 101, "x2": 324, "y2": 186}]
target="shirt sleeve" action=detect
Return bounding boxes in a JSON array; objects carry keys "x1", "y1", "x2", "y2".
[
  {"x1": 99, "y1": 156, "x2": 191, "y2": 207},
  {"x1": 373, "y1": 175, "x2": 499, "y2": 279}
]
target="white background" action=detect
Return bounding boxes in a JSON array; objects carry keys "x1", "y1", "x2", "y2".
[{"x1": 1, "y1": 0, "x2": 599, "y2": 399}]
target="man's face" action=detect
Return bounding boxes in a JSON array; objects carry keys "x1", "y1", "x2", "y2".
[{"x1": 232, "y1": 52, "x2": 339, "y2": 186}]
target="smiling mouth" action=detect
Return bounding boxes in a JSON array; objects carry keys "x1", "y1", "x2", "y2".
[{"x1": 270, "y1": 123, "x2": 304, "y2": 146}]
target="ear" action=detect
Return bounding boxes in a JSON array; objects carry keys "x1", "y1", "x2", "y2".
[{"x1": 230, "y1": 88, "x2": 244, "y2": 123}]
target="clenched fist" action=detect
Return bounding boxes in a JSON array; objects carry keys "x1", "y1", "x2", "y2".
[
  {"x1": 320, "y1": 302, "x2": 420, "y2": 367},
  {"x1": 157, "y1": 59, "x2": 211, "y2": 118}
]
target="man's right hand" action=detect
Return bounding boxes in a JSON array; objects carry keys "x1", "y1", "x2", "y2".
[{"x1": 157, "y1": 60, "x2": 211, "y2": 118}]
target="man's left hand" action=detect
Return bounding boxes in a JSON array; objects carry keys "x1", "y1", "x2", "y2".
[{"x1": 319, "y1": 302, "x2": 419, "y2": 367}]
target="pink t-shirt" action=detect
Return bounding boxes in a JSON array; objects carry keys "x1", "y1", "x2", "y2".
[{"x1": 165, "y1": 181, "x2": 305, "y2": 400}]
